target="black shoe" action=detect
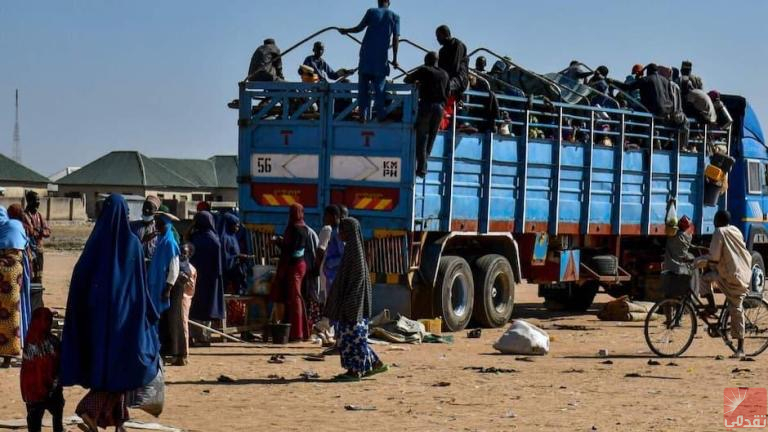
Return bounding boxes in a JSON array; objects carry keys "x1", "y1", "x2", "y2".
[
  {"x1": 322, "y1": 346, "x2": 340, "y2": 356},
  {"x1": 227, "y1": 99, "x2": 240, "y2": 109}
]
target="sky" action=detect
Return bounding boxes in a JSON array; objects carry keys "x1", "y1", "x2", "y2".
[{"x1": 1, "y1": 0, "x2": 768, "y2": 175}]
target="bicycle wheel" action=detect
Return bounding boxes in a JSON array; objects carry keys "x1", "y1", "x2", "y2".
[
  {"x1": 722, "y1": 296, "x2": 768, "y2": 357},
  {"x1": 644, "y1": 298, "x2": 697, "y2": 357}
]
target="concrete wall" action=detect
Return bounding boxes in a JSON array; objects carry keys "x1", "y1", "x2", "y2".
[
  {"x1": 57, "y1": 185, "x2": 146, "y2": 219},
  {"x1": 56, "y1": 185, "x2": 224, "y2": 219},
  {"x1": 0, "y1": 183, "x2": 48, "y2": 199},
  {"x1": 213, "y1": 188, "x2": 238, "y2": 202},
  {"x1": 0, "y1": 196, "x2": 86, "y2": 221}
]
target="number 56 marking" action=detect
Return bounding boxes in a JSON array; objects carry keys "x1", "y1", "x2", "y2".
[{"x1": 256, "y1": 157, "x2": 272, "y2": 174}]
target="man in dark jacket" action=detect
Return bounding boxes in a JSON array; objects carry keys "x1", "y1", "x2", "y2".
[
  {"x1": 247, "y1": 39, "x2": 284, "y2": 82},
  {"x1": 405, "y1": 51, "x2": 449, "y2": 177},
  {"x1": 611, "y1": 63, "x2": 673, "y2": 117},
  {"x1": 436, "y1": 25, "x2": 469, "y2": 98}
]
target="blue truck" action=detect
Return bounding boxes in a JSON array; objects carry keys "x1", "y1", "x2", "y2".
[{"x1": 236, "y1": 48, "x2": 766, "y2": 332}]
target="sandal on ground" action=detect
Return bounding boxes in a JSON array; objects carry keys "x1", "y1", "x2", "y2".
[
  {"x1": 364, "y1": 363, "x2": 389, "y2": 377},
  {"x1": 730, "y1": 350, "x2": 746, "y2": 359},
  {"x1": 268, "y1": 354, "x2": 286, "y2": 364},
  {"x1": 333, "y1": 372, "x2": 361, "y2": 382}
]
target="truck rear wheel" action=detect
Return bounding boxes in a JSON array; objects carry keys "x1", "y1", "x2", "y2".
[
  {"x1": 434, "y1": 256, "x2": 474, "y2": 332},
  {"x1": 472, "y1": 254, "x2": 515, "y2": 328}
]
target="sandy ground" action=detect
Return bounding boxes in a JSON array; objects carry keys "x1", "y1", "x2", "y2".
[{"x1": 0, "y1": 251, "x2": 765, "y2": 432}]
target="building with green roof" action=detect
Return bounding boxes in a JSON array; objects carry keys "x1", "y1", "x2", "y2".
[
  {"x1": 56, "y1": 151, "x2": 238, "y2": 218},
  {"x1": 0, "y1": 152, "x2": 50, "y2": 198}
]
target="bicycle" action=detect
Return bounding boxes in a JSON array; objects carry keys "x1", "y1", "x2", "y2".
[{"x1": 644, "y1": 265, "x2": 768, "y2": 357}]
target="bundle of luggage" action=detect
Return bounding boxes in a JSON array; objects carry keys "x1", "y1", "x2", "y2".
[{"x1": 597, "y1": 296, "x2": 657, "y2": 321}]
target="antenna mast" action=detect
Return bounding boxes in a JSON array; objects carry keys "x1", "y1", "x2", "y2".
[{"x1": 12, "y1": 89, "x2": 21, "y2": 163}]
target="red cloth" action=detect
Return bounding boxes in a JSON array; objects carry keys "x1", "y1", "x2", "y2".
[
  {"x1": 439, "y1": 96, "x2": 456, "y2": 130},
  {"x1": 271, "y1": 203, "x2": 308, "y2": 303},
  {"x1": 20, "y1": 308, "x2": 60, "y2": 404},
  {"x1": 196, "y1": 201, "x2": 211, "y2": 212},
  {"x1": 285, "y1": 260, "x2": 308, "y2": 341}
]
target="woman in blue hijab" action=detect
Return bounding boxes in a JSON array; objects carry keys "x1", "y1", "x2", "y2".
[
  {"x1": 188, "y1": 211, "x2": 224, "y2": 346},
  {"x1": 148, "y1": 213, "x2": 180, "y2": 316},
  {"x1": 221, "y1": 213, "x2": 246, "y2": 294},
  {"x1": 0, "y1": 206, "x2": 30, "y2": 368},
  {"x1": 60, "y1": 194, "x2": 160, "y2": 431}
]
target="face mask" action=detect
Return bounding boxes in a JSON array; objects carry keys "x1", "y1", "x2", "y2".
[{"x1": 142, "y1": 214, "x2": 154, "y2": 223}]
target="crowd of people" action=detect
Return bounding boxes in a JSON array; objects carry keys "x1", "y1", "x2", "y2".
[
  {"x1": 0, "y1": 192, "x2": 387, "y2": 431},
  {"x1": 244, "y1": 0, "x2": 737, "y2": 170}
]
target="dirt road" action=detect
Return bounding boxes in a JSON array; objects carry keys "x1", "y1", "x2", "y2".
[{"x1": 0, "y1": 252, "x2": 762, "y2": 431}]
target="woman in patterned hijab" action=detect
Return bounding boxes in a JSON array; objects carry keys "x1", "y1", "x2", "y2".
[{"x1": 324, "y1": 217, "x2": 387, "y2": 381}]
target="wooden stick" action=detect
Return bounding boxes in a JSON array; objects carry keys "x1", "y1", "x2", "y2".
[{"x1": 188, "y1": 320, "x2": 249, "y2": 344}]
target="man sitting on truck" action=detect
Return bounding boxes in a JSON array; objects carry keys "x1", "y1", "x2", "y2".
[
  {"x1": 299, "y1": 41, "x2": 352, "y2": 83},
  {"x1": 695, "y1": 210, "x2": 752, "y2": 359},
  {"x1": 610, "y1": 63, "x2": 673, "y2": 118},
  {"x1": 247, "y1": 38, "x2": 284, "y2": 82},
  {"x1": 405, "y1": 51, "x2": 449, "y2": 178},
  {"x1": 340, "y1": 0, "x2": 400, "y2": 122},
  {"x1": 436, "y1": 25, "x2": 469, "y2": 99}
]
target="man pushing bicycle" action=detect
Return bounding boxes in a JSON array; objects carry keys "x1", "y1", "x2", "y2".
[{"x1": 694, "y1": 210, "x2": 752, "y2": 359}]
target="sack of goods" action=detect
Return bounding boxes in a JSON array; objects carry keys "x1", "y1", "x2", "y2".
[
  {"x1": 493, "y1": 320, "x2": 550, "y2": 355},
  {"x1": 597, "y1": 295, "x2": 655, "y2": 321}
]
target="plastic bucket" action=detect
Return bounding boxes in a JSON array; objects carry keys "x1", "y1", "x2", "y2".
[
  {"x1": 710, "y1": 153, "x2": 735, "y2": 173},
  {"x1": 269, "y1": 323, "x2": 292, "y2": 344},
  {"x1": 703, "y1": 178, "x2": 722, "y2": 207}
]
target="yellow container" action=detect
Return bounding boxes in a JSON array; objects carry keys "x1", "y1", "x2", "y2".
[
  {"x1": 419, "y1": 318, "x2": 442, "y2": 335},
  {"x1": 705, "y1": 164, "x2": 725, "y2": 182}
]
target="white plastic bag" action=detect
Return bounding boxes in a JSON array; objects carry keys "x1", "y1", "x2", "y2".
[{"x1": 493, "y1": 320, "x2": 550, "y2": 355}]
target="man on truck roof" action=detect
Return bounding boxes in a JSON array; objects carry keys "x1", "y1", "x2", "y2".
[
  {"x1": 405, "y1": 51, "x2": 449, "y2": 178},
  {"x1": 247, "y1": 38, "x2": 284, "y2": 82},
  {"x1": 340, "y1": 0, "x2": 400, "y2": 122},
  {"x1": 610, "y1": 63, "x2": 673, "y2": 117},
  {"x1": 436, "y1": 25, "x2": 469, "y2": 99},
  {"x1": 299, "y1": 42, "x2": 352, "y2": 83}
]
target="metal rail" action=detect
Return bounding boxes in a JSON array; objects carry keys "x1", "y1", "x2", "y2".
[{"x1": 242, "y1": 26, "x2": 407, "y2": 82}]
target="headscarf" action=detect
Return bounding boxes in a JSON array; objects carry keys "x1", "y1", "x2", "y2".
[
  {"x1": 221, "y1": 213, "x2": 241, "y2": 272},
  {"x1": 0, "y1": 206, "x2": 28, "y2": 250},
  {"x1": 189, "y1": 211, "x2": 225, "y2": 320},
  {"x1": 288, "y1": 203, "x2": 305, "y2": 227},
  {"x1": 60, "y1": 194, "x2": 160, "y2": 392},
  {"x1": 147, "y1": 214, "x2": 180, "y2": 314},
  {"x1": 678, "y1": 215, "x2": 692, "y2": 234},
  {"x1": 282, "y1": 203, "x2": 306, "y2": 254},
  {"x1": 324, "y1": 218, "x2": 371, "y2": 323},
  {"x1": 7, "y1": 203, "x2": 24, "y2": 223},
  {"x1": 20, "y1": 307, "x2": 59, "y2": 404}
]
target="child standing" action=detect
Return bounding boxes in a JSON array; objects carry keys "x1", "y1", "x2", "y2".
[{"x1": 20, "y1": 308, "x2": 64, "y2": 432}]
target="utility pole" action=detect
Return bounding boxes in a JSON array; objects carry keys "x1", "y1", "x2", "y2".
[{"x1": 13, "y1": 89, "x2": 21, "y2": 163}]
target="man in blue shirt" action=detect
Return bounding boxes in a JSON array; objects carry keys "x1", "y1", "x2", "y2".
[
  {"x1": 300, "y1": 42, "x2": 352, "y2": 82},
  {"x1": 340, "y1": 0, "x2": 400, "y2": 122}
]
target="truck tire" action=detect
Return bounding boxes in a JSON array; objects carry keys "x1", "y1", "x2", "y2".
[
  {"x1": 543, "y1": 281, "x2": 599, "y2": 312},
  {"x1": 434, "y1": 256, "x2": 474, "y2": 332},
  {"x1": 472, "y1": 254, "x2": 515, "y2": 328},
  {"x1": 751, "y1": 252, "x2": 765, "y2": 298}
]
